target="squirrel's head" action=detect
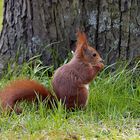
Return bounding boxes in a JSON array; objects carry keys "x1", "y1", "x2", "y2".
[{"x1": 75, "y1": 31, "x2": 104, "y2": 70}]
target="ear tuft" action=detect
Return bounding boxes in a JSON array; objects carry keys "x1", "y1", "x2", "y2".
[
  {"x1": 76, "y1": 31, "x2": 88, "y2": 47},
  {"x1": 75, "y1": 31, "x2": 88, "y2": 57}
]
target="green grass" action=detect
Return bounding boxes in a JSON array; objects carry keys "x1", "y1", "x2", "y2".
[
  {"x1": 0, "y1": 0, "x2": 3, "y2": 30},
  {"x1": 0, "y1": 59, "x2": 140, "y2": 139}
]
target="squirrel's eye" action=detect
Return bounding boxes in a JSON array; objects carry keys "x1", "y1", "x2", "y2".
[{"x1": 93, "y1": 53, "x2": 96, "y2": 57}]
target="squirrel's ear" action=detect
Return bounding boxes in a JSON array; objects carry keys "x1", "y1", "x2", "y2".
[{"x1": 76, "y1": 31, "x2": 88, "y2": 49}]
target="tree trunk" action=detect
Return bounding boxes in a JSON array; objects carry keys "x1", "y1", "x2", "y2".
[{"x1": 0, "y1": 0, "x2": 140, "y2": 74}]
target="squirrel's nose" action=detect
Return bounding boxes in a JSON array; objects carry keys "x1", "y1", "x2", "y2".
[{"x1": 99, "y1": 59, "x2": 104, "y2": 63}]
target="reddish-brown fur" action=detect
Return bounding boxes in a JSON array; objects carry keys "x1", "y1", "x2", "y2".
[
  {"x1": 0, "y1": 80, "x2": 52, "y2": 112},
  {"x1": 0, "y1": 31, "x2": 104, "y2": 112},
  {"x1": 52, "y1": 31, "x2": 104, "y2": 109}
]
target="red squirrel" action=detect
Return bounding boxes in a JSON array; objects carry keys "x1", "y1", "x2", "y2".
[{"x1": 0, "y1": 31, "x2": 104, "y2": 112}]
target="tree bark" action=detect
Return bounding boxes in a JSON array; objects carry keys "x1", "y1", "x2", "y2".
[{"x1": 0, "y1": 0, "x2": 140, "y2": 74}]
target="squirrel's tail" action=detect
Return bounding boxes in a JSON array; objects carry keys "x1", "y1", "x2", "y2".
[{"x1": 0, "y1": 79, "x2": 54, "y2": 113}]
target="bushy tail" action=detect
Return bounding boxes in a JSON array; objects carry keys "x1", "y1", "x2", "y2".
[{"x1": 0, "y1": 79, "x2": 54, "y2": 113}]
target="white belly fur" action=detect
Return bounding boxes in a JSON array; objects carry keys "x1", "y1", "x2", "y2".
[
  {"x1": 84, "y1": 84, "x2": 89, "y2": 91},
  {"x1": 84, "y1": 84, "x2": 89, "y2": 106}
]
